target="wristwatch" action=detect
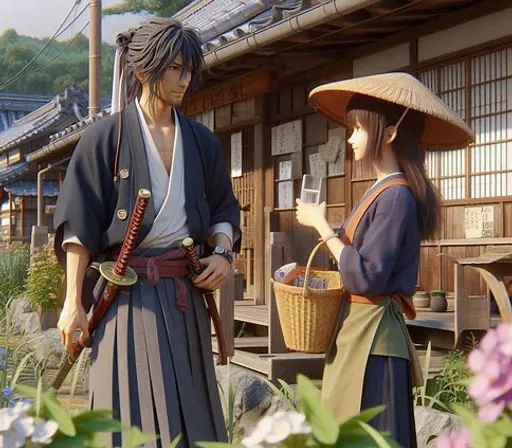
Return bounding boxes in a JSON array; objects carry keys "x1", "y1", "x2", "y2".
[{"x1": 213, "y1": 246, "x2": 234, "y2": 264}]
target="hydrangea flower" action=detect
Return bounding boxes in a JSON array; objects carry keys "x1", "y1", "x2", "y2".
[
  {"x1": 436, "y1": 427, "x2": 473, "y2": 448},
  {"x1": 242, "y1": 410, "x2": 311, "y2": 448},
  {"x1": 0, "y1": 400, "x2": 58, "y2": 447},
  {"x1": 467, "y1": 323, "x2": 512, "y2": 423}
]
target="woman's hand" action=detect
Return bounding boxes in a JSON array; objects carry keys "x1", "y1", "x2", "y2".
[
  {"x1": 57, "y1": 299, "x2": 89, "y2": 354},
  {"x1": 295, "y1": 199, "x2": 327, "y2": 229},
  {"x1": 192, "y1": 255, "x2": 231, "y2": 291}
]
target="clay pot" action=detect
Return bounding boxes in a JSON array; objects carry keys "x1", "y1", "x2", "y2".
[
  {"x1": 446, "y1": 292, "x2": 455, "y2": 312},
  {"x1": 413, "y1": 291, "x2": 430, "y2": 309},
  {"x1": 430, "y1": 290, "x2": 447, "y2": 312}
]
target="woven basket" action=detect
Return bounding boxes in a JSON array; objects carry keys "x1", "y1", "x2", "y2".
[{"x1": 272, "y1": 240, "x2": 344, "y2": 353}]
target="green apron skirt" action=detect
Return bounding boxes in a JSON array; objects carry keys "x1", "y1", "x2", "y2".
[{"x1": 321, "y1": 297, "x2": 423, "y2": 423}]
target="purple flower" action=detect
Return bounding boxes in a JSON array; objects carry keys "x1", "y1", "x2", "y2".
[
  {"x1": 436, "y1": 427, "x2": 473, "y2": 448},
  {"x1": 467, "y1": 323, "x2": 512, "y2": 423},
  {"x1": 2, "y1": 387, "x2": 12, "y2": 399}
]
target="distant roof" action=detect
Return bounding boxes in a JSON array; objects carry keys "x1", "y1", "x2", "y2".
[
  {"x1": 0, "y1": 85, "x2": 88, "y2": 154},
  {"x1": 0, "y1": 93, "x2": 53, "y2": 113},
  {"x1": 26, "y1": 109, "x2": 110, "y2": 163},
  {"x1": 0, "y1": 162, "x2": 29, "y2": 186},
  {"x1": 3, "y1": 179, "x2": 60, "y2": 197}
]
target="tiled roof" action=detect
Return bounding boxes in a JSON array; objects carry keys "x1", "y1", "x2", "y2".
[
  {"x1": 177, "y1": 0, "x2": 278, "y2": 44},
  {"x1": 192, "y1": 0, "x2": 314, "y2": 53},
  {"x1": 0, "y1": 162, "x2": 30, "y2": 186},
  {"x1": 26, "y1": 110, "x2": 110, "y2": 163},
  {"x1": 3, "y1": 179, "x2": 60, "y2": 197},
  {"x1": 0, "y1": 85, "x2": 88, "y2": 154}
]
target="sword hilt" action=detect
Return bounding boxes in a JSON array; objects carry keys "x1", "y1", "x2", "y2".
[{"x1": 182, "y1": 237, "x2": 203, "y2": 275}]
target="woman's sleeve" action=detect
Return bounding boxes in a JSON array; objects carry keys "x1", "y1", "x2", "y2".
[{"x1": 339, "y1": 187, "x2": 415, "y2": 296}]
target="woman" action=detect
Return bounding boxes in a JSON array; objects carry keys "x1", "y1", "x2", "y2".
[{"x1": 296, "y1": 72, "x2": 474, "y2": 447}]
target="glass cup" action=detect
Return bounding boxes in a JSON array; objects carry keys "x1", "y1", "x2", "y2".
[{"x1": 300, "y1": 174, "x2": 322, "y2": 204}]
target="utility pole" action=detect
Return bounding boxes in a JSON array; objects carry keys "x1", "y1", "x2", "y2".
[{"x1": 89, "y1": 0, "x2": 102, "y2": 116}]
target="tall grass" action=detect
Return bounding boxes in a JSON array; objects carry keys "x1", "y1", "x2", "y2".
[{"x1": 0, "y1": 242, "x2": 30, "y2": 307}]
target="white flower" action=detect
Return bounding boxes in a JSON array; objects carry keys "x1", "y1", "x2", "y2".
[
  {"x1": 32, "y1": 419, "x2": 59, "y2": 445},
  {"x1": 0, "y1": 402, "x2": 32, "y2": 431},
  {"x1": 242, "y1": 411, "x2": 311, "y2": 448},
  {"x1": 0, "y1": 429, "x2": 27, "y2": 448},
  {"x1": 11, "y1": 416, "x2": 35, "y2": 438}
]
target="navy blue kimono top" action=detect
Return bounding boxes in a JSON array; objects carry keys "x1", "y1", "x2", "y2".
[{"x1": 339, "y1": 173, "x2": 420, "y2": 297}]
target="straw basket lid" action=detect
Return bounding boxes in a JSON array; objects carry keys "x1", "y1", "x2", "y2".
[{"x1": 308, "y1": 72, "x2": 475, "y2": 150}]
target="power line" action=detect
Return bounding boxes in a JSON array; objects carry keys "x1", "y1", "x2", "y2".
[
  {"x1": 0, "y1": 0, "x2": 84, "y2": 91},
  {"x1": 32, "y1": 22, "x2": 90, "y2": 75}
]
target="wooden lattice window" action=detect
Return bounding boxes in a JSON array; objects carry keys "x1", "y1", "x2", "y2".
[{"x1": 420, "y1": 45, "x2": 512, "y2": 200}]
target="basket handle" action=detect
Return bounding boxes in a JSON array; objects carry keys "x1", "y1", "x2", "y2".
[{"x1": 302, "y1": 239, "x2": 328, "y2": 297}]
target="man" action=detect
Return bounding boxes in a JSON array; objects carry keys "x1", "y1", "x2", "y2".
[{"x1": 54, "y1": 18, "x2": 241, "y2": 448}]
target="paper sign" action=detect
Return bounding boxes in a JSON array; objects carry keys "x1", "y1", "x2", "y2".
[
  {"x1": 231, "y1": 132, "x2": 242, "y2": 178},
  {"x1": 309, "y1": 153, "x2": 327, "y2": 178},
  {"x1": 465, "y1": 205, "x2": 494, "y2": 238},
  {"x1": 279, "y1": 161, "x2": 292, "y2": 180},
  {"x1": 278, "y1": 181, "x2": 294, "y2": 209},
  {"x1": 320, "y1": 137, "x2": 342, "y2": 163},
  {"x1": 203, "y1": 109, "x2": 214, "y2": 131},
  {"x1": 271, "y1": 120, "x2": 302, "y2": 156}
]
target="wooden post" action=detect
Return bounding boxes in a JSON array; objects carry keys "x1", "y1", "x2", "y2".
[
  {"x1": 253, "y1": 122, "x2": 266, "y2": 305},
  {"x1": 8, "y1": 193, "x2": 12, "y2": 244},
  {"x1": 89, "y1": 0, "x2": 102, "y2": 117},
  {"x1": 267, "y1": 229, "x2": 288, "y2": 354}
]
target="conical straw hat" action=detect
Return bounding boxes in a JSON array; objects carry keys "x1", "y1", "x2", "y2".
[{"x1": 309, "y1": 72, "x2": 474, "y2": 150}]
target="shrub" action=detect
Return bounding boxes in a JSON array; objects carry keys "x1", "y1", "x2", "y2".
[
  {"x1": 0, "y1": 242, "x2": 30, "y2": 306},
  {"x1": 26, "y1": 244, "x2": 63, "y2": 313}
]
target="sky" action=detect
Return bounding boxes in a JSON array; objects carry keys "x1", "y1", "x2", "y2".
[{"x1": 0, "y1": 0, "x2": 152, "y2": 44}]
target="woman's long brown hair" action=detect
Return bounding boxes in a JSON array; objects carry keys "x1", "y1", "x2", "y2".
[{"x1": 346, "y1": 94, "x2": 441, "y2": 240}]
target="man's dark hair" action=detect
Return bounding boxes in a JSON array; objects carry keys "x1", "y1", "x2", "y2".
[{"x1": 116, "y1": 17, "x2": 205, "y2": 104}]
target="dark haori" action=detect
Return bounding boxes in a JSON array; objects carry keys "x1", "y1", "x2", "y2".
[
  {"x1": 53, "y1": 18, "x2": 241, "y2": 448},
  {"x1": 299, "y1": 73, "x2": 474, "y2": 448}
]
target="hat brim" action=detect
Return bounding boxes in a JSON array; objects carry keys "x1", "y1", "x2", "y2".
[{"x1": 308, "y1": 73, "x2": 475, "y2": 150}]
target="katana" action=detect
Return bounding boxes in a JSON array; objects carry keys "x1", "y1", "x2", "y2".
[
  {"x1": 52, "y1": 188, "x2": 152, "y2": 390},
  {"x1": 182, "y1": 237, "x2": 228, "y2": 365}
]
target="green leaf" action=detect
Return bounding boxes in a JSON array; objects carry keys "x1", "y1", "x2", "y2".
[
  {"x1": 296, "y1": 374, "x2": 339, "y2": 444},
  {"x1": 264, "y1": 378, "x2": 296, "y2": 411},
  {"x1": 164, "y1": 434, "x2": 182, "y2": 448},
  {"x1": 47, "y1": 434, "x2": 91, "y2": 448},
  {"x1": 72, "y1": 409, "x2": 122, "y2": 435},
  {"x1": 84, "y1": 433, "x2": 110, "y2": 448},
  {"x1": 10, "y1": 351, "x2": 33, "y2": 389},
  {"x1": 43, "y1": 392, "x2": 76, "y2": 437},
  {"x1": 122, "y1": 426, "x2": 159, "y2": 448},
  {"x1": 356, "y1": 421, "x2": 398, "y2": 448},
  {"x1": 339, "y1": 405, "x2": 386, "y2": 427},
  {"x1": 494, "y1": 415, "x2": 512, "y2": 437},
  {"x1": 451, "y1": 403, "x2": 482, "y2": 429}
]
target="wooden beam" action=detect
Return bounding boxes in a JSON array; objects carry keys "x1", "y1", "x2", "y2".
[
  {"x1": 253, "y1": 121, "x2": 266, "y2": 306},
  {"x1": 347, "y1": 0, "x2": 511, "y2": 59}
]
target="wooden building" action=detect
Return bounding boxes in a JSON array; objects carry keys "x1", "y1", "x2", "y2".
[
  {"x1": 22, "y1": 0, "x2": 512, "y2": 379},
  {"x1": 0, "y1": 85, "x2": 87, "y2": 242},
  {"x1": 175, "y1": 0, "x2": 512, "y2": 378}
]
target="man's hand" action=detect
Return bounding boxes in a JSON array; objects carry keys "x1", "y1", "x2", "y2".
[
  {"x1": 57, "y1": 299, "x2": 90, "y2": 354},
  {"x1": 192, "y1": 254, "x2": 231, "y2": 291}
]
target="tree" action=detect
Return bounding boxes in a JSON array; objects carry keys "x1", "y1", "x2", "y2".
[
  {"x1": 0, "y1": 31, "x2": 115, "y2": 99},
  {"x1": 103, "y1": 0, "x2": 194, "y2": 17}
]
